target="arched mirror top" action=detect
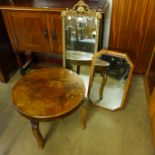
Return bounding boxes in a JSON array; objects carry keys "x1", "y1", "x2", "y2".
[{"x1": 61, "y1": 0, "x2": 102, "y2": 67}]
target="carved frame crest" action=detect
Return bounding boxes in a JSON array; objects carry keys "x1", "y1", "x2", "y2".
[{"x1": 61, "y1": 0, "x2": 102, "y2": 67}]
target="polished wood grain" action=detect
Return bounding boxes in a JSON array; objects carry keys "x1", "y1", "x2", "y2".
[
  {"x1": 46, "y1": 13, "x2": 63, "y2": 53},
  {"x1": 12, "y1": 67, "x2": 85, "y2": 148},
  {"x1": 0, "y1": 0, "x2": 108, "y2": 73},
  {"x1": 0, "y1": 0, "x2": 108, "y2": 12},
  {"x1": 109, "y1": 0, "x2": 155, "y2": 73},
  {"x1": 31, "y1": 121, "x2": 44, "y2": 148},
  {"x1": 2, "y1": 10, "x2": 63, "y2": 73},
  {"x1": 6, "y1": 11, "x2": 50, "y2": 52},
  {"x1": 12, "y1": 67, "x2": 85, "y2": 119},
  {"x1": 88, "y1": 50, "x2": 134, "y2": 110}
]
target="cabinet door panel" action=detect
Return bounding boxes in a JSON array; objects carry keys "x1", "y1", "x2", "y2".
[
  {"x1": 46, "y1": 13, "x2": 63, "y2": 54},
  {"x1": 7, "y1": 11, "x2": 49, "y2": 52}
]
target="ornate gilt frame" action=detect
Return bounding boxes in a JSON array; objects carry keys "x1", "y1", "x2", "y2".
[
  {"x1": 88, "y1": 49, "x2": 134, "y2": 111},
  {"x1": 61, "y1": 0, "x2": 102, "y2": 67}
]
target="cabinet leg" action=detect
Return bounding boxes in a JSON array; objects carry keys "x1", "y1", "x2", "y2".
[
  {"x1": 80, "y1": 102, "x2": 87, "y2": 129},
  {"x1": 15, "y1": 53, "x2": 25, "y2": 75},
  {"x1": 31, "y1": 121, "x2": 44, "y2": 148},
  {"x1": 77, "y1": 65, "x2": 80, "y2": 74}
]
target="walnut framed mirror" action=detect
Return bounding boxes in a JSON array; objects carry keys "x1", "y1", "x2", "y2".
[
  {"x1": 88, "y1": 50, "x2": 134, "y2": 111},
  {"x1": 61, "y1": 0, "x2": 102, "y2": 96}
]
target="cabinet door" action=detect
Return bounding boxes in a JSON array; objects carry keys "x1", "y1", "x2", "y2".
[
  {"x1": 46, "y1": 13, "x2": 63, "y2": 54},
  {"x1": 7, "y1": 11, "x2": 50, "y2": 52}
]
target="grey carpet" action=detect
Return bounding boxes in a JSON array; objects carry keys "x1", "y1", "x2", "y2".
[{"x1": 0, "y1": 71, "x2": 154, "y2": 155}]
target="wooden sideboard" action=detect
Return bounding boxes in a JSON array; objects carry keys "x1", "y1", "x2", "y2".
[
  {"x1": 3, "y1": 11, "x2": 63, "y2": 53},
  {"x1": 0, "y1": 0, "x2": 108, "y2": 73}
]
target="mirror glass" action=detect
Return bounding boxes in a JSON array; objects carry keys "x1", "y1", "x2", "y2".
[
  {"x1": 62, "y1": 1, "x2": 101, "y2": 97},
  {"x1": 65, "y1": 16, "x2": 97, "y2": 53},
  {"x1": 89, "y1": 50, "x2": 134, "y2": 110}
]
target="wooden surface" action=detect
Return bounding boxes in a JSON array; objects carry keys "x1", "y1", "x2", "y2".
[
  {"x1": 12, "y1": 67, "x2": 85, "y2": 120},
  {"x1": 0, "y1": 0, "x2": 108, "y2": 72},
  {"x1": 7, "y1": 11, "x2": 50, "y2": 52},
  {"x1": 144, "y1": 47, "x2": 155, "y2": 102},
  {"x1": 0, "y1": 0, "x2": 108, "y2": 12},
  {"x1": 46, "y1": 13, "x2": 63, "y2": 53},
  {"x1": 109, "y1": 0, "x2": 155, "y2": 73}
]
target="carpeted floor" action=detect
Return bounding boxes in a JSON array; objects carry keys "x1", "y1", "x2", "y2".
[{"x1": 0, "y1": 70, "x2": 155, "y2": 155}]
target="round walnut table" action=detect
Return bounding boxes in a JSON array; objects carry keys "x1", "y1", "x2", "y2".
[{"x1": 12, "y1": 67, "x2": 86, "y2": 148}]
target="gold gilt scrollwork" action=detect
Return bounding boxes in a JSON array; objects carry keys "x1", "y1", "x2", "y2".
[
  {"x1": 61, "y1": 0, "x2": 102, "y2": 19},
  {"x1": 61, "y1": 0, "x2": 102, "y2": 67}
]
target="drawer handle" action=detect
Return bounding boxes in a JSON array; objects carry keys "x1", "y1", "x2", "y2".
[
  {"x1": 52, "y1": 31, "x2": 57, "y2": 40},
  {"x1": 44, "y1": 29, "x2": 48, "y2": 39}
]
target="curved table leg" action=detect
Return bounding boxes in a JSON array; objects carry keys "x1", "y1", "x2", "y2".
[
  {"x1": 99, "y1": 74, "x2": 107, "y2": 100},
  {"x1": 80, "y1": 102, "x2": 87, "y2": 129},
  {"x1": 31, "y1": 121, "x2": 44, "y2": 148}
]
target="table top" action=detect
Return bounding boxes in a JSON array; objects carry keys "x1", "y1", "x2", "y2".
[
  {"x1": 95, "y1": 59, "x2": 110, "y2": 67},
  {"x1": 12, "y1": 67, "x2": 85, "y2": 120},
  {"x1": 66, "y1": 50, "x2": 93, "y2": 61}
]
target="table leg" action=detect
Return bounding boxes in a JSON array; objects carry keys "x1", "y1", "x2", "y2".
[
  {"x1": 80, "y1": 103, "x2": 87, "y2": 129},
  {"x1": 99, "y1": 74, "x2": 107, "y2": 100},
  {"x1": 31, "y1": 121, "x2": 44, "y2": 148}
]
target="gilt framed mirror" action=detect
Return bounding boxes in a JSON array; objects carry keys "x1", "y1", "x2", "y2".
[
  {"x1": 61, "y1": 0, "x2": 102, "y2": 96},
  {"x1": 88, "y1": 50, "x2": 134, "y2": 111}
]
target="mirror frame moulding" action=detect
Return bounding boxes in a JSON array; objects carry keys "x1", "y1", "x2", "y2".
[
  {"x1": 88, "y1": 49, "x2": 134, "y2": 111},
  {"x1": 61, "y1": 0, "x2": 102, "y2": 67},
  {"x1": 144, "y1": 47, "x2": 155, "y2": 103}
]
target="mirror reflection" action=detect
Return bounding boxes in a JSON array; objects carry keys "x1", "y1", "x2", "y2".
[
  {"x1": 65, "y1": 16, "x2": 99, "y2": 96},
  {"x1": 89, "y1": 50, "x2": 134, "y2": 110},
  {"x1": 62, "y1": 0, "x2": 101, "y2": 97},
  {"x1": 65, "y1": 16, "x2": 97, "y2": 53}
]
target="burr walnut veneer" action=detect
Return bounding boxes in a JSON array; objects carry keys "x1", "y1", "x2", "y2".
[{"x1": 12, "y1": 67, "x2": 86, "y2": 148}]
